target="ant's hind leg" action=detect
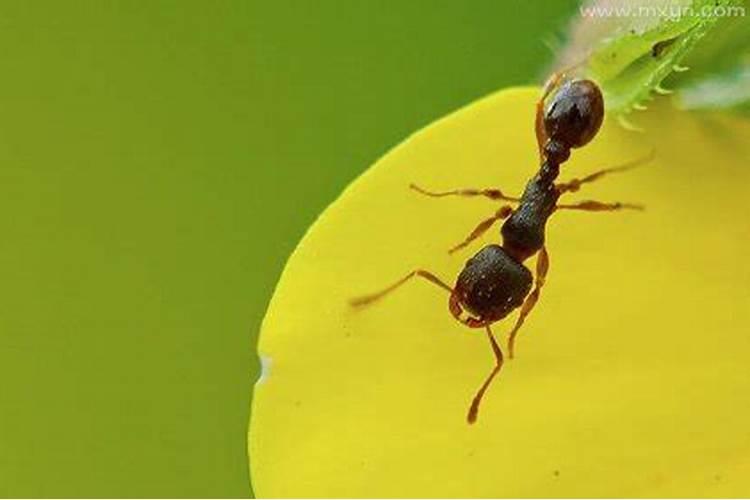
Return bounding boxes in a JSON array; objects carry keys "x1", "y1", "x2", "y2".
[
  {"x1": 349, "y1": 269, "x2": 452, "y2": 308},
  {"x1": 536, "y1": 72, "x2": 566, "y2": 159},
  {"x1": 467, "y1": 325, "x2": 504, "y2": 424},
  {"x1": 410, "y1": 184, "x2": 519, "y2": 203},
  {"x1": 556, "y1": 151, "x2": 655, "y2": 194},
  {"x1": 448, "y1": 205, "x2": 514, "y2": 254},
  {"x1": 556, "y1": 200, "x2": 644, "y2": 212},
  {"x1": 507, "y1": 246, "x2": 549, "y2": 359},
  {"x1": 536, "y1": 64, "x2": 584, "y2": 159}
]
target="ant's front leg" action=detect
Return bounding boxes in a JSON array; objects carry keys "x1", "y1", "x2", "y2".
[
  {"x1": 507, "y1": 246, "x2": 549, "y2": 359},
  {"x1": 448, "y1": 205, "x2": 514, "y2": 254},
  {"x1": 350, "y1": 269, "x2": 453, "y2": 308},
  {"x1": 410, "y1": 184, "x2": 519, "y2": 203}
]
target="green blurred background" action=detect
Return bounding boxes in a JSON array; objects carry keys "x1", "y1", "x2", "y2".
[{"x1": 0, "y1": 1, "x2": 577, "y2": 496}]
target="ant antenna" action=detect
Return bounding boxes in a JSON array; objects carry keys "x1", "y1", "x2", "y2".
[{"x1": 467, "y1": 325, "x2": 504, "y2": 424}]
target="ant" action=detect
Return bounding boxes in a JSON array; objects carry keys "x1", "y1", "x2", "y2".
[{"x1": 350, "y1": 71, "x2": 653, "y2": 424}]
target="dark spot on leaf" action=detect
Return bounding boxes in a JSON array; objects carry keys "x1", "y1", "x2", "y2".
[{"x1": 652, "y1": 37, "x2": 678, "y2": 58}]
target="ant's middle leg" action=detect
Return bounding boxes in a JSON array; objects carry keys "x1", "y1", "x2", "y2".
[
  {"x1": 507, "y1": 246, "x2": 549, "y2": 359},
  {"x1": 556, "y1": 200, "x2": 644, "y2": 212},
  {"x1": 350, "y1": 269, "x2": 452, "y2": 308},
  {"x1": 448, "y1": 205, "x2": 514, "y2": 254},
  {"x1": 410, "y1": 184, "x2": 519, "y2": 203},
  {"x1": 556, "y1": 151, "x2": 655, "y2": 194}
]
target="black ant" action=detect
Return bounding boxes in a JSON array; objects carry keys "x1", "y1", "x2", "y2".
[{"x1": 350, "y1": 72, "x2": 653, "y2": 424}]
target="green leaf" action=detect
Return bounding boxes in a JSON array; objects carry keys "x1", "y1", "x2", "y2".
[
  {"x1": 556, "y1": 0, "x2": 747, "y2": 115},
  {"x1": 674, "y1": 11, "x2": 750, "y2": 112},
  {"x1": 676, "y1": 60, "x2": 750, "y2": 111}
]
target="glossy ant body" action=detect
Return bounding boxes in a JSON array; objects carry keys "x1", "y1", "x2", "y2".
[{"x1": 351, "y1": 73, "x2": 651, "y2": 424}]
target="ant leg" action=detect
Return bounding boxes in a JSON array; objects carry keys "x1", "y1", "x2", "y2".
[
  {"x1": 410, "y1": 184, "x2": 519, "y2": 203},
  {"x1": 448, "y1": 205, "x2": 514, "y2": 254},
  {"x1": 535, "y1": 71, "x2": 567, "y2": 158},
  {"x1": 541, "y1": 67, "x2": 572, "y2": 100},
  {"x1": 556, "y1": 151, "x2": 655, "y2": 194},
  {"x1": 467, "y1": 325, "x2": 504, "y2": 424},
  {"x1": 535, "y1": 97, "x2": 548, "y2": 161},
  {"x1": 507, "y1": 246, "x2": 549, "y2": 359},
  {"x1": 556, "y1": 200, "x2": 644, "y2": 212},
  {"x1": 536, "y1": 63, "x2": 585, "y2": 158},
  {"x1": 349, "y1": 269, "x2": 452, "y2": 308}
]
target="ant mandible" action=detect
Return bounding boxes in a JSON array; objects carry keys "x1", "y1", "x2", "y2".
[{"x1": 351, "y1": 71, "x2": 653, "y2": 424}]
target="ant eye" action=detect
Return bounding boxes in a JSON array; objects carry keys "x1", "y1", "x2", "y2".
[{"x1": 543, "y1": 79, "x2": 604, "y2": 149}]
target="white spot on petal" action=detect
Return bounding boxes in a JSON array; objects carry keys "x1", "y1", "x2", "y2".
[{"x1": 257, "y1": 355, "x2": 272, "y2": 386}]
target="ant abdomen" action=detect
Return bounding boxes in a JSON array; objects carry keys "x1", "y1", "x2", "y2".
[
  {"x1": 544, "y1": 79, "x2": 604, "y2": 151},
  {"x1": 451, "y1": 245, "x2": 533, "y2": 325}
]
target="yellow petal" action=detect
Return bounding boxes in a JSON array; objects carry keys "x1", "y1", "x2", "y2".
[{"x1": 249, "y1": 87, "x2": 750, "y2": 497}]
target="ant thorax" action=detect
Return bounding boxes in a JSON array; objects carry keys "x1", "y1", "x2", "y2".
[{"x1": 500, "y1": 167, "x2": 560, "y2": 262}]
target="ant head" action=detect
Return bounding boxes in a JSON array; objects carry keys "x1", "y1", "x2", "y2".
[
  {"x1": 450, "y1": 245, "x2": 533, "y2": 327},
  {"x1": 543, "y1": 79, "x2": 604, "y2": 151}
]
